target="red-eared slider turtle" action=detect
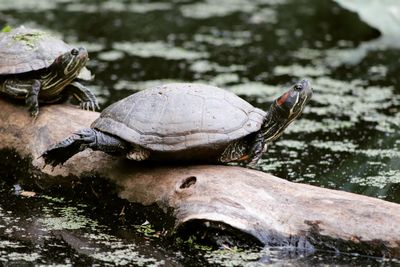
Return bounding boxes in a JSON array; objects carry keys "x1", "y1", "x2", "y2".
[
  {"x1": 41, "y1": 80, "x2": 312, "y2": 166},
  {"x1": 0, "y1": 26, "x2": 98, "y2": 116}
]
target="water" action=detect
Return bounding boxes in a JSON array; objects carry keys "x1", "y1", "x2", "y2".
[{"x1": 1, "y1": 0, "x2": 399, "y2": 265}]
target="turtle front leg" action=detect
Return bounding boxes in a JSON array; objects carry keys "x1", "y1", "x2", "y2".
[
  {"x1": 65, "y1": 81, "x2": 99, "y2": 111},
  {"x1": 219, "y1": 132, "x2": 265, "y2": 167},
  {"x1": 219, "y1": 138, "x2": 250, "y2": 163},
  {"x1": 2, "y1": 79, "x2": 41, "y2": 117},
  {"x1": 246, "y1": 132, "x2": 266, "y2": 167},
  {"x1": 26, "y1": 79, "x2": 41, "y2": 117}
]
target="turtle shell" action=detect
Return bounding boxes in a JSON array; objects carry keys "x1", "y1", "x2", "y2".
[
  {"x1": 92, "y1": 83, "x2": 266, "y2": 153},
  {"x1": 0, "y1": 26, "x2": 73, "y2": 75}
]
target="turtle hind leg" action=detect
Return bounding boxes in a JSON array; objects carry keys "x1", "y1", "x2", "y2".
[
  {"x1": 40, "y1": 133, "x2": 88, "y2": 167},
  {"x1": 41, "y1": 128, "x2": 130, "y2": 167},
  {"x1": 126, "y1": 146, "x2": 150, "y2": 161}
]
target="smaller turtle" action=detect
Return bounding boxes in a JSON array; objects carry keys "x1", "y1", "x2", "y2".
[
  {"x1": 41, "y1": 80, "x2": 312, "y2": 167},
  {"x1": 0, "y1": 26, "x2": 98, "y2": 116}
]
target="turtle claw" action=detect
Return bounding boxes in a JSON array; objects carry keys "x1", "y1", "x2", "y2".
[{"x1": 80, "y1": 101, "x2": 99, "y2": 112}]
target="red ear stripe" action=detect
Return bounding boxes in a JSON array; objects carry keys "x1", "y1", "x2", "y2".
[{"x1": 276, "y1": 92, "x2": 289, "y2": 106}]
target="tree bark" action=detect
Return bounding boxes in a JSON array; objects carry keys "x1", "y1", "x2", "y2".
[{"x1": 0, "y1": 98, "x2": 399, "y2": 258}]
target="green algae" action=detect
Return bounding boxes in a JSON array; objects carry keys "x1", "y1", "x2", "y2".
[{"x1": 12, "y1": 31, "x2": 46, "y2": 49}]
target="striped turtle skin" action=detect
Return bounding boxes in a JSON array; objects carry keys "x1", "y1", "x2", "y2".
[{"x1": 0, "y1": 26, "x2": 98, "y2": 116}]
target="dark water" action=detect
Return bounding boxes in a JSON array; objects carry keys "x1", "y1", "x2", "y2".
[{"x1": 1, "y1": 0, "x2": 399, "y2": 265}]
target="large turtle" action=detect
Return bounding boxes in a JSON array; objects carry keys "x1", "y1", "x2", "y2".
[
  {"x1": 0, "y1": 26, "x2": 98, "y2": 116},
  {"x1": 41, "y1": 80, "x2": 312, "y2": 167}
]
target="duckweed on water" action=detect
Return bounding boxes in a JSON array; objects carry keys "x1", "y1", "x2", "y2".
[
  {"x1": 38, "y1": 206, "x2": 99, "y2": 231},
  {"x1": 228, "y1": 82, "x2": 281, "y2": 98},
  {"x1": 0, "y1": 241, "x2": 24, "y2": 249},
  {"x1": 274, "y1": 64, "x2": 330, "y2": 77},
  {"x1": 310, "y1": 140, "x2": 358, "y2": 153},
  {"x1": 180, "y1": 0, "x2": 286, "y2": 19},
  {"x1": 350, "y1": 170, "x2": 400, "y2": 189},
  {"x1": 92, "y1": 247, "x2": 164, "y2": 267},
  {"x1": 275, "y1": 140, "x2": 307, "y2": 150},
  {"x1": 209, "y1": 73, "x2": 240, "y2": 86},
  {"x1": 113, "y1": 79, "x2": 180, "y2": 91},
  {"x1": 113, "y1": 41, "x2": 208, "y2": 60},
  {"x1": 286, "y1": 119, "x2": 354, "y2": 134},
  {"x1": 0, "y1": 0, "x2": 58, "y2": 11},
  {"x1": 204, "y1": 247, "x2": 290, "y2": 266},
  {"x1": 97, "y1": 50, "x2": 125, "y2": 62},
  {"x1": 0, "y1": 252, "x2": 41, "y2": 262},
  {"x1": 357, "y1": 149, "x2": 400, "y2": 159},
  {"x1": 66, "y1": 1, "x2": 171, "y2": 13},
  {"x1": 190, "y1": 60, "x2": 246, "y2": 74},
  {"x1": 249, "y1": 7, "x2": 277, "y2": 24},
  {"x1": 193, "y1": 33, "x2": 251, "y2": 47}
]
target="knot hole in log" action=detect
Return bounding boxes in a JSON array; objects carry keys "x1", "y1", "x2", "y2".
[{"x1": 179, "y1": 176, "x2": 197, "y2": 189}]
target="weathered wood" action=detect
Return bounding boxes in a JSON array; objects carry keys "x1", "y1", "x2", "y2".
[{"x1": 0, "y1": 98, "x2": 399, "y2": 258}]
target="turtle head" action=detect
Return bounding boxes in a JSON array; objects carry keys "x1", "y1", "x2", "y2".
[
  {"x1": 53, "y1": 47, "x2": 88, "y2": 78},
  {"x1": 262, "y1": 79, "x2": 312, "y2": 142}
]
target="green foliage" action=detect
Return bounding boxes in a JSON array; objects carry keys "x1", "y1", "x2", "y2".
[
  {"x1": 175, "y1": 236, "x2": 213, "y2": 251},
  {"x1": 134, "y1": 222, "x2": 159, "y2": 237}
]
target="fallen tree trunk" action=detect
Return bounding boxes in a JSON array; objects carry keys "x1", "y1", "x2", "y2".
[{"x1": 0, "y1": 98, "x2": 399, "y2": 258}]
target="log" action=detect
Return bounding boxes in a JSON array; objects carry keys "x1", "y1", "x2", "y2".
[{"x1": 1, "y1": 98, "x2": 399, "y2": 258}]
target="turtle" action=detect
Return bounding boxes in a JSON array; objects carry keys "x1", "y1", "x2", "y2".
[
  {"x1": 41, "y1": 79, "x2": 312, "y2": 167},
  {"x1": 0, "y1": 26, "x2": 99, "y2": 116}
]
